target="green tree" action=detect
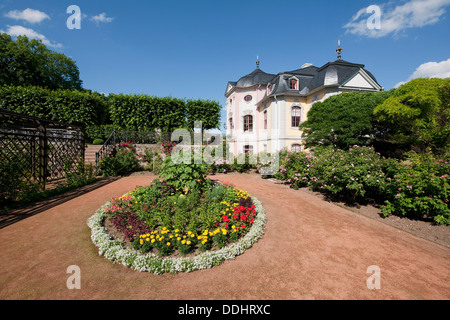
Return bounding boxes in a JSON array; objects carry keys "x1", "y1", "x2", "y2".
[
  {"x1": 185, "y1": 99, "x2": 222, "y2": 134},
  {"x1": 0, "y1": 34, "x2": 82, "y2": 90},
  {"x1": 300, "y1": 90, "x2": 393, "y2": 150},
  {"x1": 374, "y1": 78, "x2": 450, "y2": 155}
]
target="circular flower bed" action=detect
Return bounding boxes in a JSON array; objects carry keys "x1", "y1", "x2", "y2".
[{"x1": 87, "y1": 179, "x2": 266, "y2": 274}]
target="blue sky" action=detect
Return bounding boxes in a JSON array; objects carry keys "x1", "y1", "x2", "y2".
[{"x1": 1, "y1": 0, "x2": 450, "y2": 132}]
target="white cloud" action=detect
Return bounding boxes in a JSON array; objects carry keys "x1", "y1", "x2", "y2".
[
  {"x1": 344, "y1": 0, "x2": 450, "y2": 38},
  {"x1": 0, "y1": 25, "x2": 62, "y2": 49},
  {"x1": 4, "y1": 8, "x2": 50, "y2": 24},
  {"x1": 394, "y1": 58, "x2": 450, "y2": 87},
  {"x1": 91, "y1": 13, "x2": 114, "y2": 24}
]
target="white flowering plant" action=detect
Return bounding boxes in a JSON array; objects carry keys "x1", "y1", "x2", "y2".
[{"x1": 87, "y1": 185, "x2": 266, "y2": 274}]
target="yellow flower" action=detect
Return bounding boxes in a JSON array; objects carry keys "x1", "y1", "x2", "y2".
[
  {"x1": 186, "y1": 240, "x2": 191, "y2": 245},
  {"x1": 181, "y1": 240, "x2": 186, "y2": 245},
  {"x1": 140, "y1": 240, "x2": 143, "y2": 245},
  {"x1": 177, "y1": 237, "x2": 181, "y2": 241},
  {"x1": 167, "y1": 242, "x2": 171, "y2": 246},
  {"x1": 151, "y1": 239, "x2": 155, "y2": 243},
  {"x1": 146, "y1": 238, "x2": 150, "y2": 242}
]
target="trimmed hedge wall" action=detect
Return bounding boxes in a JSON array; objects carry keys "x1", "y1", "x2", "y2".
[
  {"x1": 0, "y1": 86, "x2": 222, "y2": 141},
  {"x1": 0, "y1": 85, "x2": 108, "y2": 126}
]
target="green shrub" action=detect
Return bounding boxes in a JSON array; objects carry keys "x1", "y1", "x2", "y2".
[
  {"x1": 92, "y1": 139, "x2": 104, "y2": 145},
  {"x1": 381, "y1": 151, "x2": 449, "y2": 224},
  {"x1": 273, "y1": 150, "x2": 314, "y2": 189},
  {"x1": 98, "y1": 143, "x2": 140, "y2": 176},
  {"x1": 159, "y1": 152, "x2": 209, "y2": 192},
  {"x1": 308, "y1": 146, "x2": 388, "y2": 203}
]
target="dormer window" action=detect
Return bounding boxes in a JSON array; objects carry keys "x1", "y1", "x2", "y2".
[
  {"x1": 289, "y1": 78, "x2": 298, "y2": 90},
  {"x1": 267, "y1": 84, "x2": 271, "y2": 95}
]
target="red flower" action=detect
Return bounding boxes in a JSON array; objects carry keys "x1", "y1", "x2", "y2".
[
  {"x1": 222, "y1": 215, "x2": 229, "y2": 222},
  {"x1": 233, "y1": 215, "x2": 239, "y2": 219},
  {"x1": 240, "y1": 215, "x2": 248, "y2": 221},
  {"x1": 241, "y1": 224, "x2": 245, "y2": 229},
  {"x1": 238, "y1": 206, "x2": 245, "y2": 211}
]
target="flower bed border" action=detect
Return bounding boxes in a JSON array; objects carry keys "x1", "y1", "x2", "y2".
[{"x1": 87, "y1": 194, "x2": 267, "y2": 274}]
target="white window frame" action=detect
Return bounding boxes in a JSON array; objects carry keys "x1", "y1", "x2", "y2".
[
  {"x1": 288, "y1": 76, "x2": 299, "y2": 90},
  {"x1": 291, "y1": 105, "x2": 302, "y2": 128}
]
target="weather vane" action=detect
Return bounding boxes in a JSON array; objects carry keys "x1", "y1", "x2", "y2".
[
  {"x1": 256, "y1": 55, "x2": 260, "y2": 69},
  {"x1": 336, "y1": 40, "x2": 343, "y2": 60}
]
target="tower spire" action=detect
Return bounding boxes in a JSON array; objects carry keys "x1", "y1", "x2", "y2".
[
  {"x1": 256, "y1": 55, "x2": 260, "y2": 69},
  {"x1": 336, "y1": 40, "x2": 343, "y2": 60}
]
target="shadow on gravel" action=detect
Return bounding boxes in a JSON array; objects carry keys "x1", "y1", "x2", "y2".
[{"x1": 0, "y1": 177, "x2": 119, "y2": 229}]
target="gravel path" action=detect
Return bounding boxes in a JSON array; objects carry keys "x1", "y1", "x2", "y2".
[{"x1": 0, "y1": 173, "x2": 449, "y2": 299}]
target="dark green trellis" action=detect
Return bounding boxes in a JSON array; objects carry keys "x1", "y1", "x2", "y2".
[{"x1": 0, "y1": 110, "x2": 85, "y2": 201}]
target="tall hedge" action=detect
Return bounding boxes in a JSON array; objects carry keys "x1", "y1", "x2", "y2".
[
  {"x1": 0, "y1": 85, "x2": 108, "y2": 126},
  {"x1": 0, "y1": 86, "x2": 223, "y2": 134},
  {"x1": 108, "y1": 94, "x2": 186, "y2": 131}
]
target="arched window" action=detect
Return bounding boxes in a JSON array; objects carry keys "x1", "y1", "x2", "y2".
[
  {"x1": 243, "y1": 115, "x2": 253, "y2": 132},
  {"x1": 229, "y1": 117, "x2": 234, "y2": 134},
  {"x1": 244, "y1": 95, "x2": 252, "y2": 102},
  {"x1": 291, "y1": 144, "x2": 302, "y2": 152},
  {"x1": 291, "y1": 106, "x2": 301, "y2": 127}
]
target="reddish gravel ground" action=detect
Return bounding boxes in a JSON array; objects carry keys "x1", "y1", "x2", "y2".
[{"x1": 0, "y1": 172, "x2": 449, "y2": 300}]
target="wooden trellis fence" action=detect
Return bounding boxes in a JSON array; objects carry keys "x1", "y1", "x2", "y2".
[{"x1": 0, "y1": 110, "x2": 85, "y2": 200}]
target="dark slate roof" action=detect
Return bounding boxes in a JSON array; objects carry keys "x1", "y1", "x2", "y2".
[
  {"x1": 235, "y1": 68, "x2": 276, "y2": 88},
  {"x1": 226, "y1": 59, "x2": 381, "y2": 98}
]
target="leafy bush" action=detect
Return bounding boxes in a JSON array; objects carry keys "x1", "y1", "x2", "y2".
[
  {"x1": 273, "y1": 149, "x2": 314, "y2": 189},
  {"x1": 0, "y1": 154, "x2": 24, "y2": 205},
  {"x1": 381, "y1": 151, "x2": 449, "y2": 224},
  {"x1": 158, "y1": 152, "x2": 209, "y2": 192},
  {"x1": 64, "y1": 157, "x2": 96, "y2": 187},
  {"x1": 98, "y1": 142, "x2": 140, "y2": 176},
  {"x1": 307, "y1": 146, "x2": 388, "y2": 203},
  {"x1": 92, "y1": 139, "x2": 104, "y2": 145},
  {"x1": 272, "y1": 146, "x2": 449, "y2": 225}
]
